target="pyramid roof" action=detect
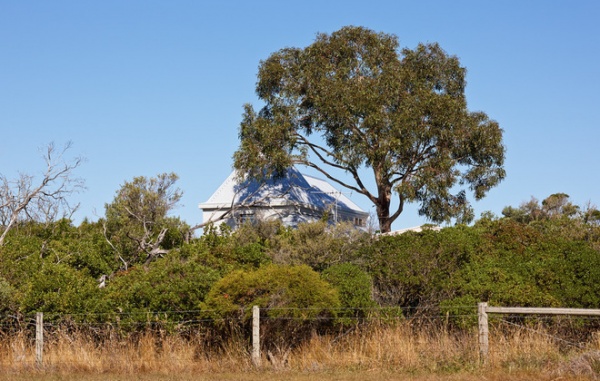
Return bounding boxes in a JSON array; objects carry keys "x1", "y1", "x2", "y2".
[{"x1": 199, "y1": 167, "x2": 366, "y2": 215}]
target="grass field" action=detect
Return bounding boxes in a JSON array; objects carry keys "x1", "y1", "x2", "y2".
[
  {"x1": 1, "y1": 321, "x2": 599, "y2": 380},
  {"x1": 0, "y1": 371, "x2": 592, "y2": 381}
]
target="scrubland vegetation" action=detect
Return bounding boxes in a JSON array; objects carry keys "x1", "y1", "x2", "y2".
[{"x1": 1, "y1": 192, "x2": 600, "y2": 379}]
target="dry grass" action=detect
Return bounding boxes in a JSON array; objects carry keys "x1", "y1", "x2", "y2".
[
  {"x1": 0, "y1": 322, "x2": 598, "y2": 380},
  {"x1": 0, "y1": 371, "x2": 590, "y2": 381}
]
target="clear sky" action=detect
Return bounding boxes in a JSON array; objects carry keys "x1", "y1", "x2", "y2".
[{"x1": 1, "y1": 1, "x2": 599, "y2": 232}]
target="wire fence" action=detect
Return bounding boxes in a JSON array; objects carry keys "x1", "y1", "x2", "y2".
[
  {"x1": 2, "y1": 306, "x2": 600, "y2": 332},
  {"x1": 1, "y1": 305, "x2": 600, "y2": 371}
]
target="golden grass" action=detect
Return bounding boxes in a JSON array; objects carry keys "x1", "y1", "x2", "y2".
[{"x1": 0, "y1": 322, "x2": 598, "y2": 380}]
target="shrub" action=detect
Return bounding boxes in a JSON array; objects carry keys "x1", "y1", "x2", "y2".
[
  {"x1": 106, "y1": 250, "x2": 221, "y2": 321},
  {"x1": 19, "y1": 262, "x2": 105, "y2": 318},
  {"x1": 321, "y1": 263, "x2": 377, "y2": 321},
  {"x1": 188, "y1": 227, "x2": 271, "y2": 276},
  {"x1": 361, "y1": 226, "x2": 478, "y2": 312},
  {"x1": 202, "y1": 264, "x2": 340, "y2": 349},
  {"x1": 267, "y1": 221, "x2": 369, "y2": 270},
  {"x1": 0, "y1": 276, "x2": 16, "y2": 315}
]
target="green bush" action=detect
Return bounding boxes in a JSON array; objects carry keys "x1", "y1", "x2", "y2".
[
  {"x1": 203, "y1": 264, "x2": 340, "y2": 318},
  {"x1": 0, "y1": 276, "x2": 17, "y2": 316},
  {"x1": 267, "y1": 221, "x2": 369, "y2": 270},
  {"x1": 442, "y1": 218, "x2": 600, "y2": 330},
  {"x1": 106, "y1": 250, "x2": 221, "y2": 320},
  {"x1": 361, "y1": 226, "x2": 478, "y2": 312},
  {"x1": 321, "y1": 263, "x2": 377, "y2": 321},
  {"x1": 19, "y1": 262, "x2": 105, "y2": 318},
  {"x1": 202, "y1": 264, "x2": 341, "y2": 349},
  {"x1": 188, "y1": 227, "x2": 271, "y2": 276}
]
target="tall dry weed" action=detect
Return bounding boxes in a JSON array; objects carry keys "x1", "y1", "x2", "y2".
[
  {"x1": 289, "y1": 321, "x2": 477, "y2": 372},
  {"x1": 0, "y1": 322, "x2": 598, "y2": 377},
  {"x1": 0, "y1": 326, "x2": 252, "y2": 374}
]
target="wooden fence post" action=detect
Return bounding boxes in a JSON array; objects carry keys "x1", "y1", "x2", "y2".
[
  {"x1": 478, "y1": 302, "x2": 488, "y2": 364},
  {"x1": 252, "y1": 305, "x2": 260, "y2": 367},
  {"x1": 35, "y1": 312, "x2": 43, "y2": 367}
]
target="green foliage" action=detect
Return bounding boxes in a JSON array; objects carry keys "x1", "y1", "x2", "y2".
[
  {"x1": 187, "y1": 226, "x2": 271, "y2": 276},
  {"x1": 202, "y1": 264, "x2": 340, "y2": 320},
  {"x1": 267, "y1": 221, "x2": 370, "y2": 270},
  {"x1": 502, "y1": 193, "x2": 580, "y2": 223},
  {"x1": 0, "y1": 188, "x2": 599, "y2": 340},
  {"x1": 0, "y1": 276, "x2": 16, "y2": 315},
  {"x1": 103, "y1": 173, "x2": 188, "y2": 268},
  {"x1": 361, "y1": 226, "x2": 478, "y2": 311},
  {"x1": 106, "y1": 250, "x2": 221, "y2": 317},
  {"x1": 45, "y1": 219, "x2": 115, "y2": 278},
  {"x1": 19, "y1": 262, "x2": 105, "y2": 317},
  {"x1": 202, "y1": 264, "x2": 340, "y2": 349},
  {"x1": 447, "y1": 217, "x2": 600, "y2": 310},
  {"x1": 234, "y1": 25, "x2": 505, "y2": 232},
  {"x1": 321, "y1": 263, "x2": 377, "y2": 321},
  {"x1": 0, "y1": 229, "x2": 46, "y2": 287},
  {"x1": 0, "y1": 220, "x2": 115, "y2": 286}
]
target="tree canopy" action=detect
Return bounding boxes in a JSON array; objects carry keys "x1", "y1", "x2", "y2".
[
  {"x1": 103, "y1": 172, "x2": 187, "y2": 269},
  {"x1": 233, "y1": 26, "x2": 505, "y2": 232}
]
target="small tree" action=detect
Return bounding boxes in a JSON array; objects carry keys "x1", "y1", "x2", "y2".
[
  {"x1": 502, "y1": 193, "x2": 583, "y2": 223},
  {"x1": 103, "y1": 173, "x2": 186, "y2": 269}
]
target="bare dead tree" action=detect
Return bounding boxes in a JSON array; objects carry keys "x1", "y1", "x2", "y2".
[{"x1": 0, "y1": 142, "x2": 85, "y2": 246}]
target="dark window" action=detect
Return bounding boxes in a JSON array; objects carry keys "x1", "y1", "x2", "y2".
[{"x1": 238, "y1": 213, "x2": 255, "y2": 225}]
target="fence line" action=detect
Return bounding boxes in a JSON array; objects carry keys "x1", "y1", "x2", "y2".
[
  {"x1": 4, "y1": 304, "x2": 600, "y2": 368},
  {"x1": 478, "y1": 302, "x2": 600, "y2": 364}
]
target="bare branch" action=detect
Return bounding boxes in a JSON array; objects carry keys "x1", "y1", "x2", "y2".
[
  {"x1": 102, "y1": 220, "x2": 128, "y2": 271},
  {"x1": 0, "y1": 142, "x2": 85, "y2": 246},
  {"x1": 293, "y1": 133, "x2": 378, "y2": 204}
]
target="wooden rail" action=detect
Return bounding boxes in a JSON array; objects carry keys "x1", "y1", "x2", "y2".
[
  {"x1": 486, "y1": 306, "x2": 600, "y2": 316},
  {"x1": 478, "y1": 302, "x2": 600, "y2": 363}
]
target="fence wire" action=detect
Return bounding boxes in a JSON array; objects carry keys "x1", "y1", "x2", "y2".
[{"x1": 1, "y1": 306, "x2": 599, "y2": 370}]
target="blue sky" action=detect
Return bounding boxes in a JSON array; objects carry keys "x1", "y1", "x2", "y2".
[{"x1": 1, "y1": 1, "x2": 599, "y2": 232}]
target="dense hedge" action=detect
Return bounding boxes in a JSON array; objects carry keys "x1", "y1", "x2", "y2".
[{"x1": 0, "y1": 201, "x2": 599, "y2": 333}]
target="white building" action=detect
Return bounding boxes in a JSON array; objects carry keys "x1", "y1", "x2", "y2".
[{"x1": 199, "y1": 167, "x2": 369, "y2": 230}]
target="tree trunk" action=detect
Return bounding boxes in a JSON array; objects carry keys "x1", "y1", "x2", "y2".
[
  {"x1": 377, "y1": 204, "x2": 393, "y2": 233},
  {"x1": 375, "y1": 183, "x2": 393, "y2": 233}
]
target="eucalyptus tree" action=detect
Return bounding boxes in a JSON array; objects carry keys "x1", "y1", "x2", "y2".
[{"x1": 234, "y1": 26, "x2": 505, "y2": 232}]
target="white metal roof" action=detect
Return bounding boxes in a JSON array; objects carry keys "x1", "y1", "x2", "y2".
[{"x1": 199, "y1": 167, "x2": 366, "y2": 215}]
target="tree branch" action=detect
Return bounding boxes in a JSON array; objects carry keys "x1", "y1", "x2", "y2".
[
  {"x1": 294, "y1": 133, "x2": 377, "y2": 203},
  {"x1": 0, "y1": 142, "x2": 84, "y2": 246}
]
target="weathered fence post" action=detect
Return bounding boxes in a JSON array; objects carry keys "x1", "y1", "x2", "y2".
[
  {"x1": 478, "y1": 302, "x2": 488, "y2": 364},
  {"x1": 35, "y1": 312, "x2": 43, "y2": 367},
  {"x1": 252, "y1": 305, "x2": 261, "y2": 367}
]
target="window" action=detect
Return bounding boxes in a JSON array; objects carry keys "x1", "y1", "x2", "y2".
[{"x1": 237, "y1": 213, "x2": 255, "y2": 225}]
